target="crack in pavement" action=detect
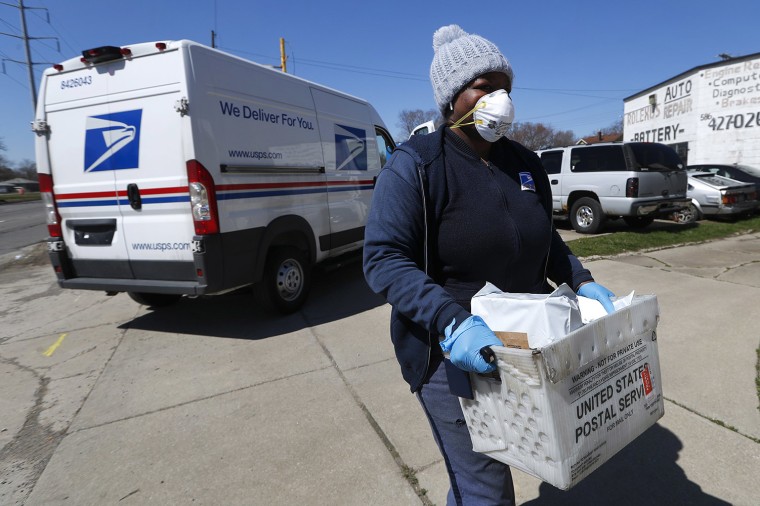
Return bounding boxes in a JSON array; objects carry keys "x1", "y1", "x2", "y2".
[
  {"x1": 0, "y1": 358, "x2": 64, "y2": 506},
  {"x1": 0, "y1": 295, "x2": 120, "y2": 344},
  {"x1": 302, "y1": 313, "x2": 435, "y2": 506}
]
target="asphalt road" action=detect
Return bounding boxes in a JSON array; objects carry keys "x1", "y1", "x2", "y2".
[{"x1": 0, "y1": 200, "x2": 47, "y2": 257}]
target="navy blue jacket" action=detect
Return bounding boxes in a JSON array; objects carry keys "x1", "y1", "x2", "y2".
[{"x1": 363, "y1": 128, "x2": 593, "y2": 392}]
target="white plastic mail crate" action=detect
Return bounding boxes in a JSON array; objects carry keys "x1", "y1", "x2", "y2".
[{"x1": 464, "y1": 294, "x2": 664, "y2": 490}]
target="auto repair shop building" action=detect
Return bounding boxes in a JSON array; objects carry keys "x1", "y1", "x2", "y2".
[{"x1": 623, "y1": 52, "x2": 760, "y2": 167}]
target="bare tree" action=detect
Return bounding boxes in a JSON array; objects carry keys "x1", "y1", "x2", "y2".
[
  {"x1": 601, "y1": 118, "x2": 624, "y2": 136},
  {"x1": 509, "y1": 122, "x2": 575, "y2": 151},
  {"x1": 15, "y1": 159, "x2": 38, "y2": 180},
  {"x1": 0, "y1": 166, "x2": 16, "y2": 181},
  {"x1": 0, "y1": 137, "x2": 8, "y2": 167},
  {"x1": 397, "y1": 109, "x2": 440, "y2": 140},
  {"x1": 0, "y1": 138, "x2": 13, "y2": 179},
  {"x1": 584, "y1": 118, "x2": 624, "y2": 139}
]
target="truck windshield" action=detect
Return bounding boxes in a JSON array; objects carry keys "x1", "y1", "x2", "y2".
[{"x1": 628, "y1": 143, "x2": 684, "y2": 171}]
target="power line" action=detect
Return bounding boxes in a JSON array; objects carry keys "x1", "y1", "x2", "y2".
[
  {"x1": 35, "y1": 0, "x2": 78, "y2": 54},
  {"x1": 294, "y1": 55, "x2": 427, "y2": 79},
  {"x1": 220, "y1": 43, "x2": 641, "y2": 96},
  {"x1": 29, "y1": 8, "x2": 71, "y2": 54},
  {"x1": 295, "y1": 59, "x2": 428, "y2": 82},
  {"x1": 520, "y1": 86, "x2": 639, "y2": 93},
  {"x1": 0, "y1": 0, "x2": 59, "y2": 113},
  {"x1": 0, "y1": 16, "x2": 21, "y2": 34},
  {"x1": 0, "y1": 48, "x2": 29, "y2": 90}
]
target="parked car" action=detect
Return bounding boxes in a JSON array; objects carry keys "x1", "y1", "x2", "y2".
[
  {"x1": 672, "y1": 172, "x2": 758, "y2": 223},
  {"x1": 535, "y1": 142, "x2": 689, "y2": 233},
  {"x1": 687, "y1": 164, "x2": 760, "y2": 194}
]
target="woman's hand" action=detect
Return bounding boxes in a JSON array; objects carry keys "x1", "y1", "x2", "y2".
[
  {"x1": 440, "y1": 315, "x2": 502, "y2": 373},
  {"x1": 577, "y1": 282, "x2": 616, "y2": 313}
]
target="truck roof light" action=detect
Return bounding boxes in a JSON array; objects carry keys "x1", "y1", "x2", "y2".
[
  {"x1": 81, "y1": 46, "x2": 125, "y2": 64},
  {"x1": 53, "y1": 64, "x2": 64, "y2": 71},
  {"x1": 120, "y1": 47, "x2": 132, "y2": 56},
  {"x1": 155, "y1": 42, "x2": 167, "y2": 51}
]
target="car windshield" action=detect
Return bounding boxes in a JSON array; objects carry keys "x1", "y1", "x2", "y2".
[{"x1": 628, "y1": 143, "x2": 684, "y2": 171}]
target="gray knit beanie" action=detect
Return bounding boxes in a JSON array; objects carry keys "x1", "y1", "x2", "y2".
[{"x1": 429, "y1": 24, "x2": 513, "y2": 112}]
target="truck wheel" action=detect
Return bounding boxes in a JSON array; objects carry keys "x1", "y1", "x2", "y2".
[
  {"x1": 623, "y1": 216, "x2": 655, "y2": 229},
  {"x1": 128, "y1": 292, "x2": 182, "y2": 307},
  {"x1": 570, "y1": 197, "x2": 605, "y2": 234},
  {"x1": 255, "y1": 247, "x2": 311, "y2": 314}
]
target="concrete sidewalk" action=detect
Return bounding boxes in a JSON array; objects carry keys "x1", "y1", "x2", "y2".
[{"x1": 3, "y1": 234, "x2": 759, "y2": 505}]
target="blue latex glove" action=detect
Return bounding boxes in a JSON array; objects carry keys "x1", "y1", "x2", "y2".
[
  {"x1": 578, "y1": 282, "x2": 616, "y2": 314},
  {"x1": 440, "y1": 315, "x2": 502, "y2": 374}
]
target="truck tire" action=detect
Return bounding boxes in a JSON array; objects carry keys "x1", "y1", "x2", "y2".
[
  {"x1": 623, "y1": 216, "x2": 655, "y2": 229},
  {"x1": 570, "y1": 197, "x2": 606, "y2": 234},
  {"x1": 255, "y1": 246, "x2": 311, "y2": 314},
  {"x1": 128, "y1": 292, "x2": 182, "y2": 307}
]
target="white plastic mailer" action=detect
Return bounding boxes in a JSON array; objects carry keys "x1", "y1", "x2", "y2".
[{"x1": 471, "y1": 283, "x2": 583, "y2": 349}]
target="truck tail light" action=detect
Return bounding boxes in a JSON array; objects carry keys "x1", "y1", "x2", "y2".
[
  {"x1": 38, "y1": 173, "x2": 62, "y2": 238},
  {"x1": 186, "y1": 160, "x2": 219, "y2": 235},
  {"x1": 626, "y1": 177, "x2": 639, "y2": 198}
]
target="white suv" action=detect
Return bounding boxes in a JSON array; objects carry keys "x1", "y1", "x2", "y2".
[{"x1": 536, "y1": 142, "x2": 690, "y2": 233}]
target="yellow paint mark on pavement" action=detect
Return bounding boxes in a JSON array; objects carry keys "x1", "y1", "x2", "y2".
[{"x1": 43, "y1": 333, "x2": 67, "y2": 357}]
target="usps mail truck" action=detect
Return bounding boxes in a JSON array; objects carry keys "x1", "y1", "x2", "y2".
[{"x1": 34, "y1": 40, "x2": 395, "y2": 313}]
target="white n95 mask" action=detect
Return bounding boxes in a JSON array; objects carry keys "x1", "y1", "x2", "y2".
[{"x1": 451, "y1": 89, "x2": 515, "y2": 142}]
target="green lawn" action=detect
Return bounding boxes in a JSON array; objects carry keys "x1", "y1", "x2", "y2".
[
  {"x1": 0, "y1": 192, "x2": 41, "y2": 203},
  {"x1": 565, "y1": 215, "x2": 760, "y2": 258}
]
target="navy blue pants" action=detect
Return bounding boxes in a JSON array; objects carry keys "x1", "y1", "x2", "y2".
[{"x1": 416, "y1": 357, "x2": 515, "y2": 505}]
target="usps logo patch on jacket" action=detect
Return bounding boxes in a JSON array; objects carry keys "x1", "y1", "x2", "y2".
[
  {"x1": 519, "y1": 172, "x2": 536, "y2": 192},
  {"x1": 84, "y1": 109, "x2": 142, "y2": 172}
]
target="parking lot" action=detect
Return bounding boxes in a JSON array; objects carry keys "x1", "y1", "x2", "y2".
[{"x1": 1, "y1": 233, "x2": 759, "y2": 505}]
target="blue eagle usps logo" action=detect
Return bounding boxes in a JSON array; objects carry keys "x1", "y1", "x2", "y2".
[
  {"x1": 519, "y1": 172, "x2": 536, "y2": 192},
  {"x1": 84, "y1": 109, "x2": 142, "y2": 172},
  {"x1": 334, "y1": 124, "x2": 367, "y2": 171}
]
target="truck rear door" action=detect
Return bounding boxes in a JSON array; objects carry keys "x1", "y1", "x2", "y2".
[
  {"x1": 43, "y1": 45, "x2": 193, "y2": 279},
  {"x1": 627, "y1": 143, "x2": 688, "y2": 199}
]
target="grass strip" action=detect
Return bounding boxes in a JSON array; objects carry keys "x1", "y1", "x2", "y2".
[
  {"x1": 0, "y1": 192, "x2": 41, "y2": 204},
  {"x1": 566, "y1": 216, "x2": 760, "y2": 258}
]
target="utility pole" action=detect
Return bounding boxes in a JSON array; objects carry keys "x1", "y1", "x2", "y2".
[
  {"x1": 18, "y1": 0, "x2": 36, "y2": 111},
  {"x1": 0, "y1": 0, "x2": 56, "y2": 115},
  {"x1": 280, "y1": 37, "x2": 287, "y2": 73}
]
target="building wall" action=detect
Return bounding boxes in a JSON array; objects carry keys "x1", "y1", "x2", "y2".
[{"x1": 624, "y1": 55, "x2": 760, "y2": 167}]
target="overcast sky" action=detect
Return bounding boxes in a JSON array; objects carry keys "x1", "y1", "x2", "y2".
[{"x1": 1, "y1": 0, "x2": 758, "y2": 165}]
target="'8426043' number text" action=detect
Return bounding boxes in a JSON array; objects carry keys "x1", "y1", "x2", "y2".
[{"x1": 60, "y1": 76, "x2": 92, "y2": 89}]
